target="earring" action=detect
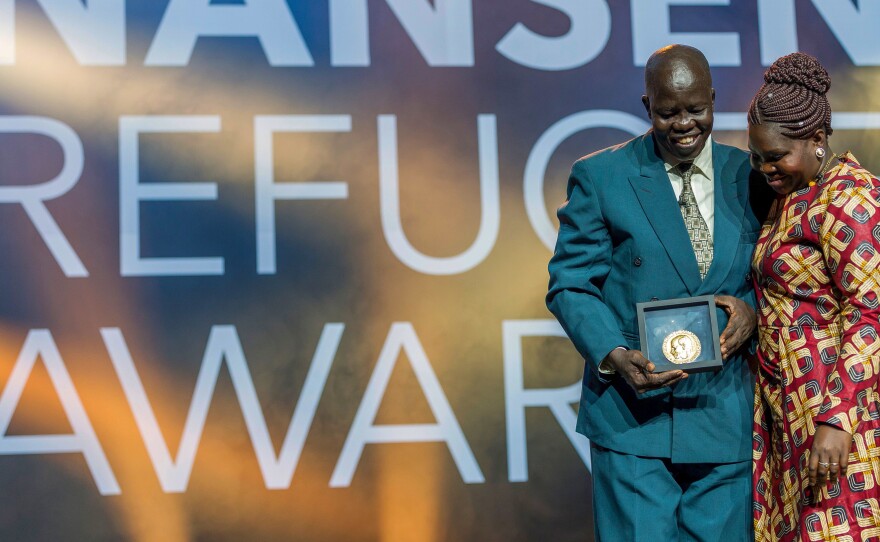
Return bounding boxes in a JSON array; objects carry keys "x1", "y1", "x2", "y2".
[{"x1": 816, "y1": 148, "x2": 826, "y2": 159}]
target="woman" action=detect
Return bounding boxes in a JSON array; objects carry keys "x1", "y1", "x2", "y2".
[{"x1": 748, "y1": 53, "x2": 880, "y2": 541}]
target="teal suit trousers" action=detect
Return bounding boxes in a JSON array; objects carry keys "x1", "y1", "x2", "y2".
[{"x1": 591, "y1": 444, "x2": 751, "y2": 541}]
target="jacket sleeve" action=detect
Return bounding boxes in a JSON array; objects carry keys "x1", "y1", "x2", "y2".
[
  {"x1": 743, "y1": 169, "x2": 770, "y2": 356},
  {"x1": 813, "y1": 183, "x2": 880, "y2": 434},
  {"x1": 546, "y1": 160, "x2": 627, "y2": 373}
]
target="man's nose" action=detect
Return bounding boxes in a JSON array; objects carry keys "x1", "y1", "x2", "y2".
[
  {"x1": 760, "y1": 162, "x2": 775, "y2": 175},
  {"x1": 673, "y1": 115, "x2": 695, "y2": 130}
]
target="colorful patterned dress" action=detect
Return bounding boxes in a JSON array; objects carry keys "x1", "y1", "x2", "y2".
[{"x1": 753, "y1": 152, "x2": 880, "y2": 542}]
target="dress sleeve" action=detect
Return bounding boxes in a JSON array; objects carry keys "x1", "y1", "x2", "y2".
[
  {"x1": 814, "y1": 182, "x2": 880, "y2": 434},
  {"x1": 546, "y1": 160, "x2": 627, "y2": 376}
]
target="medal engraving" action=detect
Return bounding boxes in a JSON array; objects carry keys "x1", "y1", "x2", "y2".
[{"x1": 661, "y1": 330, "x2": 701, "y2": 364}]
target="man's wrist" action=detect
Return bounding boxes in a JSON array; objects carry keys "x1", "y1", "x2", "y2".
[{"x1": 599, "y1": 346, "x2": 627, "y2": 374}]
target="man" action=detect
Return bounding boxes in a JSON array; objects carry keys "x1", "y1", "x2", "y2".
[{"x1": 547, "y1": 45, "x2": 767, "y2": 540}]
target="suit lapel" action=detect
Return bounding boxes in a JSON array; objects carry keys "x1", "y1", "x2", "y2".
[
  {"x1": 698, "y1": 142, "x2": 747, "y2": 294},
  {"x1": 628, "y1": 135, "x2": 702, "y2": 294}
]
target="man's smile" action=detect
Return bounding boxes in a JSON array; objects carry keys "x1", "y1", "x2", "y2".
[{"x1": 672, "y1": 133, "x2": 700, "y2": 147}]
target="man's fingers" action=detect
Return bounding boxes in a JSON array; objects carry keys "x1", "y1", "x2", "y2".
[
  {"x1": 643, "y1": 370, "x2": 687, "y2": 389},
  {"x1": 621, "y1": 364, "x2": 648, "y2": 392},
  {"x1": 628, "y1": 355, "x2": 654, "y2": 373},
  {"x1": 720, "y1": 316, "x2": 745, "y2": 345},
  {"x1": 726, "y1": 331, "x2": 746, "y2": 353},
  {"x1": 626, "y1": 368, "x2": 647, "y2": 385},
  {"x1": 716, "y1": 296, "x2": 757, "y2": 359},
  {"x1": 621, "y1": 350, "x2": 688, "y2": 393},
  {"x1": 715, "y1": 296, "x2": 741, "y2": 318},
  {"x1": 629, "y1": 368, "x2": 687, "y2": 394},
  {"x1": 722, "y1": 325, "x2": 752, "y2": 358}
]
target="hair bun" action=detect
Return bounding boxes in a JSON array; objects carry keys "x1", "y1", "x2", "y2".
[{"x1": 764, "y1": 52, "x2": 830, "y2": 94}]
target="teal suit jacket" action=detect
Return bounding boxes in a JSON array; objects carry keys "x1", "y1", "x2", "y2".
[{"x1": 547, "y1": 133, "x2": 765, "y2": 464}]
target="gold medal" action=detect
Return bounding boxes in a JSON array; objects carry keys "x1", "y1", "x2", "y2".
[{"x1": 662, "y1": 330, "x2": 701, "y2": 364}]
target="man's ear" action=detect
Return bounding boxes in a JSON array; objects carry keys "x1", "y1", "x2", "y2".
[
  {"x1": 711, "y1": 88, "x2": 716, "y2": 105},
  {"x1": 642, "y1": 95, "x2": 651, "y2": 118}
]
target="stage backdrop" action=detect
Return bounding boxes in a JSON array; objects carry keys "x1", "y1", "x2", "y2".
[{"x1": 0, "y1": 1, "x2": 879, "y2": 540}]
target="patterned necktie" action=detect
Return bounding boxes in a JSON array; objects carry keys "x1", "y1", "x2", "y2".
[{"x1": 677, "y1": 163, "x2": 713, "y2": 279}]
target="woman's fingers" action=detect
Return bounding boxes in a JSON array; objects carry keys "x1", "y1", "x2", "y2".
[
  {"x1": 828, "y1": 449, "x2": 848, "y2": 484},
  {"x1": 828, "y1": 461, "x2": 840, "y2": 484},
  {"x1": 815, "y1": 460, "x2": 829, "y2": 487},
  {"x1": 810, "y1": 424, "x2": 855, "y2": 492},
  {"x1": 837, "y1": 448, "x2": 850, "y2": 479},
  {"x1": 810, "y1": 451, "x2": 850, "y2": 490},
  {"x1": 808, "y1": 455, "x2": 818, "y2": 487}
]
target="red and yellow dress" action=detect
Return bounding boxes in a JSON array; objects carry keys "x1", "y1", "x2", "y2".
[{"x1": 752, "y1": 152, "x2": 880, "y2": 542}]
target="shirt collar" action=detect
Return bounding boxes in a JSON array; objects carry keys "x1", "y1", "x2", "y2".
[{"x1": 664, "y1": 135, "x2": 713, "y2": 177}]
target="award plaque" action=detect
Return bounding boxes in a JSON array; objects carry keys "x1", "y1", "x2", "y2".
[{"x1": 636, "y1": 295, "x2": 723, "y2": 373}]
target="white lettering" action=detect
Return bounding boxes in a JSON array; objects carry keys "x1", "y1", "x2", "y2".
[
  {"x1": 811, "y1": 0, "x2": 880, "y2": 66},
  {"x1": 631, "y1": 0, "x2": 741, "y2": 66},
  {"x1": 379, "y1": 114, "x2": 499, "y2": 275},
  {"x1": 145, "y1": 0, "x2": 313, "y2": 66},
  {"x1": 330, "y1": 322, "x2": 484, "y2": 487},
  {"x1": 102, "y1": 324, "x2": 344, "y2": 492},
  {"x1": 503, "y1": 320, "x2": 590, "y2": 481},
  {"x1": 0, "y1": 330, "x2": 120, "y2": 494},
  {"x1": 757, "y1": 0, "x2": 797, "y2": 65},
  {"x1": 0, "y1": 0, "x2": 124, "y2": 65},
  {"x1": 496, "y1": 0, "x2": 611, "y2": 71},
  {"x1": 0, "y1": 0, "x2": 11, "y2": 63},
  {"x1": 525, "y1": 111, "x2": 649, "y2": 251},
  {"x1": 0, "y1": 117, "x2": 87, "y2": 276},
  {"x1": 330, "y1": 0, "x2": 474, "y2": 66},
  {"x1": 254, "y1": 115, "x2": 351, "y2": 274},
  {"x1": 119, "y1": 116, "x2": 223, "y2": 277}
]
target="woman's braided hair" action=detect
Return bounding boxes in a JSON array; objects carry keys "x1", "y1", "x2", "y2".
[{"x1": 747, "y1": 52, "x2": 833, "y2": 138}]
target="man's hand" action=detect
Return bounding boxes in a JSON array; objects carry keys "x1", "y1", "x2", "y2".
[
  {"x1": 603, "y1": 348, "x2": 688, "y2": 394},
  {"x1": 808, "y1": 424, "x2": 853, "y2": 492},
  {"x1": 715, "y1": 295, "x2": 757, "y2": 359}
]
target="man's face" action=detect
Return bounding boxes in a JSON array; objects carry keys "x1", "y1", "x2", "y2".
[{"x1": 642, "y1": 63, "x2": 715, "y2": 163}]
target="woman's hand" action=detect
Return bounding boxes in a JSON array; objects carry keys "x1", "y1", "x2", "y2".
[
  {"x1": 715, "y1": 295, "x2": 757, "y2": 359},
  {"x1": 809, "y1": 424, "x2": 854, "y2": 491}
]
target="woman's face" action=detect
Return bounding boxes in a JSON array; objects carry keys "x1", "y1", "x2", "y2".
[{"x1": 748, "y1": 122, "x2": 824, "y2": 194}]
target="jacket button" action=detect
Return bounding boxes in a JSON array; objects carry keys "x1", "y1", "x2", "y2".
[
  {"x1": 633, "y1": 257, "x2": 642, "y2": 267},
  {"x1": 745, "y1": 273, "x2": 752, "y2": 282}
]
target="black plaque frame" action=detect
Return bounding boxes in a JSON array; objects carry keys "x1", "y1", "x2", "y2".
[{"x1": 636, "y1": 295, "x2": 723, "y2": 373}]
